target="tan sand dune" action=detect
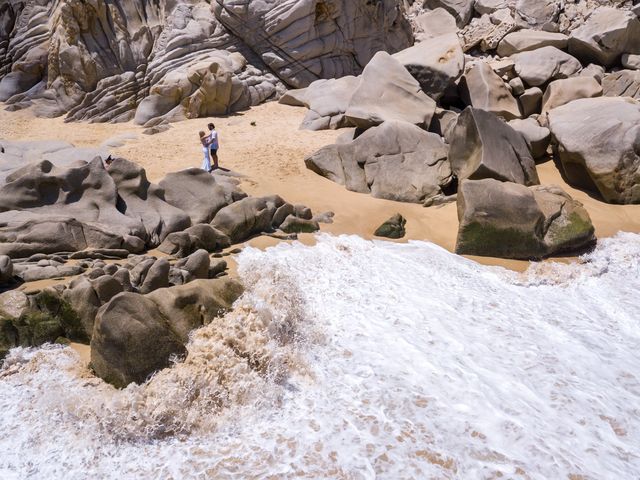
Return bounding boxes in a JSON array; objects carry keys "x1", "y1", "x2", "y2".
[{"x1": 2, "y1": 101, "x2": 640, "y2": 272}]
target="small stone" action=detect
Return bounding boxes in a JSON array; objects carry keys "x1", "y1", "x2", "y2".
[
  {"x1": 279, "y1": 215, "x2": 320, "y2": 234},
  {"x1": 374, "y1": 214, "x2": 407, "y2": 239}
]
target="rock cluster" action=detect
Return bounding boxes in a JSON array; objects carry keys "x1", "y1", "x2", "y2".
[
  {"x1": 297, "y1": 0, "x2": 640, "y2": 258},
  {"x1": 0, "y1": 140, "x2": 319, "y2": 260},
  {"x1": 0, "y1": 270, "x2": 243, "y2": 387}
]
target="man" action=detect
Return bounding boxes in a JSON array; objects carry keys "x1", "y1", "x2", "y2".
[{"x1": 207, "y1": 123, "x2": 219, "y2": 170}]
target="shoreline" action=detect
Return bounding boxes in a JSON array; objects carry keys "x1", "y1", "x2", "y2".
[{"x1": 2, "y1": 101, "x2": 640, "y2": 273}]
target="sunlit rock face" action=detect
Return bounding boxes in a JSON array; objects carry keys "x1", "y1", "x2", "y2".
[
  {"x1": 0, "y1": 0, "x2": 412, "y2": 124},
  {"x1": 213, "y1": 0, "x2": 413, "y2": 88}
]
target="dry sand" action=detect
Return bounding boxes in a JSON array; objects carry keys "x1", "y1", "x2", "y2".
[{"x1": 2, "y1": 101, "x2": 640, "y2": 272}]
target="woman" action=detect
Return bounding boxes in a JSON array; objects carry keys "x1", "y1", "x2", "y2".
[{"x1": 199, "y1": 131, "x2": 212, "y2": 173}]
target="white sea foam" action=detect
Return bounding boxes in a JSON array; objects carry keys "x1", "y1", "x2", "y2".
[{"x1": 1, "y1": 233, "x2": 640, "y2": 479}]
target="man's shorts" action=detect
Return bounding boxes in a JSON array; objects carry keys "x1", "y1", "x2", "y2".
[{"x1": 210, "y1": 148, "x2": 218, "y2": 155}]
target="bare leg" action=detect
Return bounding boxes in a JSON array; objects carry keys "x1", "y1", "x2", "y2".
[{"x1": 211, "y1": 152, "x2": 219, "y2": 170}]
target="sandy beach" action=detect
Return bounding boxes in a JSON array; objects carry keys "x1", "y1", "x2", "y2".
[{"x1": 2, "y1": 101, "x2": 640, "y2": 272}]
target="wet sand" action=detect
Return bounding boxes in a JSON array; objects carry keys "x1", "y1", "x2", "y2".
[{"x1": 2, "y1": 101, "x2": 640, "y2": 273}]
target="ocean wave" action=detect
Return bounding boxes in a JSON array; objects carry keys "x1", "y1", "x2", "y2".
[{"x1": 1, "y1": 233, "x2": 639, "y2": 479}]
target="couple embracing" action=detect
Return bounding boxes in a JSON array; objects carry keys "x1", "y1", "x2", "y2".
[{"x1": 200, "y1": 123, "x2": 219, "y2": 173}]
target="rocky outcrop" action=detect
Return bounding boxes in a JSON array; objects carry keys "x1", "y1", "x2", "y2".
[
  {"x1": 305, "y1": 120, "x2": 453, "y2": 205},
  {"x1": 456, "y1": 179, "x2": 596, "y2": 259},
  {"x1": 547, "y1": 97, "x2": 640, "y2": 204},
  {"x1": 132, "y1": 52, "x2": 280, "y2": 127},
  {"x1": 448, "y1": 108, "x2": 539, "y2": 186},
  {"x1": 91, "y1": 277, "x2": 244, "y2": 388},
  {"x1": 0, "y1": 0, "x2": 412, "y2": 124}
]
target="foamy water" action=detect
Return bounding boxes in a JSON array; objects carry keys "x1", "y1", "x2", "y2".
[{"x1": 1, "y1": 234, "x2": 640, "y2": 479}]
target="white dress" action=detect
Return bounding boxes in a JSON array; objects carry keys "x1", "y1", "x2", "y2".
[{"x1": 201, "y1": 145, "x2": 211, "y2": 172}]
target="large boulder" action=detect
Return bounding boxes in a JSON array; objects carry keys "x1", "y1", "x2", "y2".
[
  {"x1": 448, "y1": 108, "x2": 539, "y2": 186},
  {"x1": 212, "y1": 196, "x2": 300, "y2": 243},
  {"x1": 176, "y1": 249, "x2": 211, "y2": 280},
  {"x1": 497, "y1": 30, "x2": 569, "y2": 57},
  {"x1": 344, "y1": 52, "x2": 436, "y2": 129},
  {"x1": 12, "y1": 261, "x2": 84, "y2": 282},
  {"x1": 424, "y1": 0, "x2": 474, "y2": 27},
  {"x1": 305, "y1": 121, "x2": 453, "y2": 205},
  {"x1": 0, "y1": 157, "x2": 141, "y2": 237},
  {"x1": 159, "y1": 168, "x2": 234, "y2": 225},
  {"x1": 278, "y1": 76, "x2": 361, "y2": 131},
  {"x1": 512, "y1": 46, "x2": 582, "y2": 87},
  {"x1": 91, "y1": 277, "x2": 244, "y2": 387},
  {"x1": 519, "y1": 87, "x2": 543, "y2": 117},
  {"x1": 473, "y1": 0, "x2": 508, "y2": 15},
  {"x1": 138, "y1": 258, "x2": 170, "y2": 295},
  {"x1": 0, "y1": 219, "x2": 141, "y2": 259},
  {"x1": 63, "y1": 276, "x2": 123, "y2": 341},
  {"x1": 541, "y1": 77, "x2": 602, "y2": 114},
  {"x1": 514, "y1": 0, "x2": 561, "y2": 29},
  {"x1": 8, "y1": 289, "x2": 87, "y2": 345},
  {"x1": 413, "y1": 8, "x2": 458, "y2": 42},
  {"x1": 459, "y1": 62, "x2": 521, "y2": 120},
  {"x1": 568, "y1": 7, "x2": 640, "y2": 68},
  {"x1": 547, "y1": 97, "x2": 640, "y2": 204},
  {"x1": 508, "y1": 118, "x2": 551, "y2": 160},
  {"x1": 623, "y1": 54, "x2": 640, "y2": 71},
  {"x1": 279, "y1": 216, "x2": 320, "y2": 234},
  {"x1": 0, "y1": 290, "x2": 29, "y2": 319},
  {"x1": 392, "y1": 33, "x2": 464, "y2": 101},
  {"x1": 456, "y1": 179, "x2": 596, "y2": 259},
  {"x1": 158, "y1": 224, "x2": 231, "y2": 258}
]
